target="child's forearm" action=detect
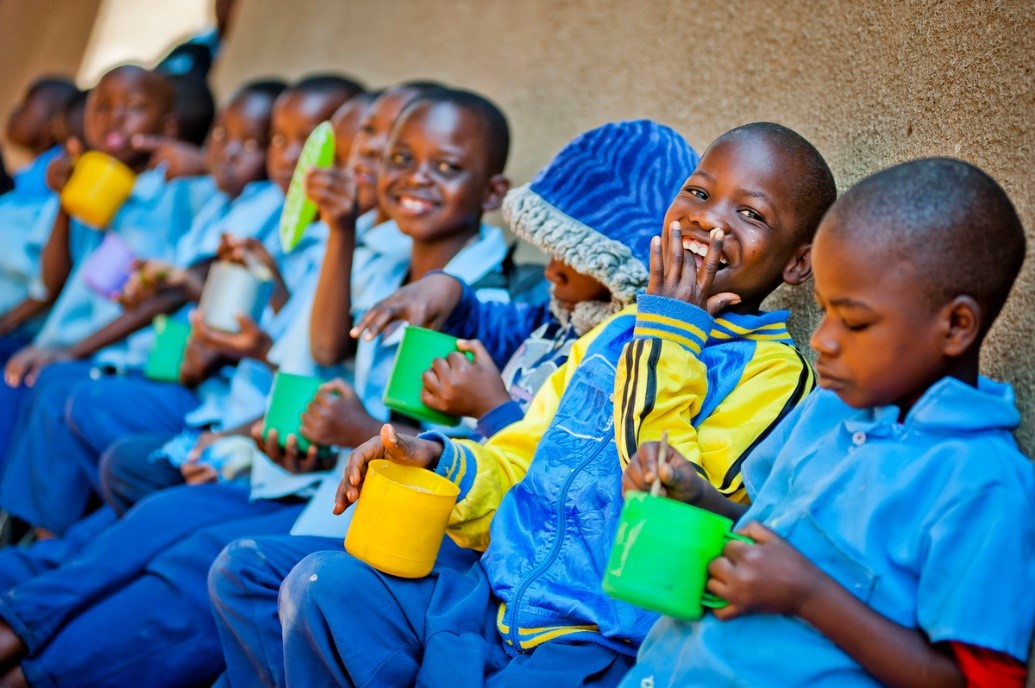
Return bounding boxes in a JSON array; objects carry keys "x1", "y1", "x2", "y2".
[
  {"x1": 798, "y1": 571, "x2": 964, "y2": 688},
  {"x1": 68, "y1": 290, "x2": 188, "y2": 359},
  {"x1": 40, "y1": 209, "x2": 72, "y2": 298},
  {"x1": 310, "y1": 227, "x2": 356, "y2": 366},
  {"x1": 0, "y1": 297, "x2": 50, "y2": 333}
]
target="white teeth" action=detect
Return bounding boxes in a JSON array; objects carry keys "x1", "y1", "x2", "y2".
[
  {"x1": 681, "y1": 237, "x2": 728, "y2": 266},
  {"x1": 399, "y1": 196, "x2": 432, "y2": 212}
]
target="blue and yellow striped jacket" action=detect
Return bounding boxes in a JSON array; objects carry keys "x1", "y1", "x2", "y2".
[{"x1": 428, "y1": 294, "x2": 814, "y2": 655}]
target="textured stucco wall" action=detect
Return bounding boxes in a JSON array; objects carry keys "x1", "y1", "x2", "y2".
[
  {"x1": 214, "y1": 0, "x2": 1035, "y2": 457},
  {"x1": 0, "y1": 0, "x2": 103, "y2": 167}
]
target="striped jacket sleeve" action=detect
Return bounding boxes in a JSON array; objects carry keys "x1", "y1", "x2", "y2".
[
  {"x1": 422, "y1": 325, "x2": 594, "y2": 551},
  {"x1": 615, "y1": 295, "x2": 813, "y2": 503}
]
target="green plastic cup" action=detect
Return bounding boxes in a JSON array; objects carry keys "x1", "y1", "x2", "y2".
[
  {"x1": 143, "y1": 315, "x2": 191, "y2": 382},
  {"x1": 602, "y1": 492, "x2": 751, "y2": 621},
  {"x1": 382, "y1": 326, "x2": 470, "y2": 426},
  {"x1": 262, "y1": 372, "x2": 326, "y2": 454}
]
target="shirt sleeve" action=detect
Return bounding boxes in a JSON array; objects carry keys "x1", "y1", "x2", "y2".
[
  {"x1": 948, "y1": 642, "x2": 1027, "y2": 688},
  {"x1": 615, "y1": 294, "x2": 814, "y2": 502},
  {"x1": 418, "y1": 330, "x2": 591, "y2": 551},
  {"x1": 440, "y1": 274, "x2": 552, "y2": 368},
  {"x1": 917, "y1": 478, "x2": 1035, "y2": 661}
]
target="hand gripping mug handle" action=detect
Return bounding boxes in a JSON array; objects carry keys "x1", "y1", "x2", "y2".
[{"x1": 701, "y1": 532, "x2": 753, "y2": 609}]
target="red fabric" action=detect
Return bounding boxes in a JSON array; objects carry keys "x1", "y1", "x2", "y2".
[{"x1": 949, "y1": 642, "x2": 1027, "y2": 688}]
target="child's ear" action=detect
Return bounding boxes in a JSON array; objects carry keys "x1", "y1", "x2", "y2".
[
  {"x1": 481, "y1": 174, "x2": 510, "y2": 212},
  {"x1": 161, "y1": 113, "x2": 179, "y2": 140},
  {"x1": 781, "y1": 243, "x2": 812, "y2": 286},
  {"x1": 941, "y1": 295, "x2": 981, "y2": 357}
]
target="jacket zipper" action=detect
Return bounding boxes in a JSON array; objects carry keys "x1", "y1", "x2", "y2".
[{"x1": 506, "y1": 426, "x2": 613, "y2": 651}]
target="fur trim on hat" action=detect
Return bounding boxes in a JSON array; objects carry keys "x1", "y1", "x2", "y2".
[
  {"x1": 504, "y1": 184, "x2": 649, "y2": 310},
  {"x1": 549, "y1": 294, "x2": 621, "y2": 337}
]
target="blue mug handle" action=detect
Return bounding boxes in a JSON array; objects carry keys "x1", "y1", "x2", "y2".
[{"x1": 700, "y1": 531, "x2": 753, "y2": 609}]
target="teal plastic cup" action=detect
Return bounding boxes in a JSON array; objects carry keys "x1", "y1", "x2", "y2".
[
  {"x1": 602, "y1": 492, "x2": 752, "y2": 621},
  {"x1": 261, "y1": 372, "x2": 326, "y2": 454},
  {"x1": 143, "y1": 315, "x2": 191, "y2": 383},
  {"x1": 382, "y1": 326, "x2": 470, "y2": 426}
]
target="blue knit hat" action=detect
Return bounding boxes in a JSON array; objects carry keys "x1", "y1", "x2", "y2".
[{"x1": 503, "y1": 120, "x2": 700, "y2": 308}]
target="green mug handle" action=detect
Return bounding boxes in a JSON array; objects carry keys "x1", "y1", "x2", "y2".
[{"x1": 700, "y1": 531, "x2": 753, "y2": 609}]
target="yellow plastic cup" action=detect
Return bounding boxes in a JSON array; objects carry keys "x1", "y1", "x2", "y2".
[
  {"x1": 60, "y1": 151, "x2": 136, "y2": 228},
  {"x1": 344, "y1": 459, "x2": 460, "y2": 578}
]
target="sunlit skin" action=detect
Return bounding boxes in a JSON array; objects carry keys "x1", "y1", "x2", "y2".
[
  {"x1": 377, "y1": 100, "x2": 507, "y2": 253},
  {"x1": 660, "y1": 135, "x2": 814, "y2": 314},
  {"x1": 810, "y1": 227, "x2": 980, "y2": 419},
  {"x1": 267, "y1": 91, "x2": 342, "y2": 193},
  {"x1": 83, "y1": 69, "x2": 176, "y2": 171},
  {"x1": 544, "y1": 257, "x2": 610, "y2": 310},
  {"x1": 205, "y1": 92, "x2": 271, "y2": 199},
  {"x1": 347, "y1": 89, "x2": 419, "y2": 224},
  {"x1": 329, "y1": 97, "x2": 375, "y2": 215}
]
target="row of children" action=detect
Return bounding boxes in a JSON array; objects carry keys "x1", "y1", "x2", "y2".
[{"x1": 0, "y1": 58, "x2": 1028, "y2": 688}]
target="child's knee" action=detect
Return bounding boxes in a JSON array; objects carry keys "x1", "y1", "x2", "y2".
[
  {"x1": 208, "y1": 538, "x2": 267, "y2": 599},
  {"x1": 280, "y1": 551, "x2": 370, "y2": 624}
]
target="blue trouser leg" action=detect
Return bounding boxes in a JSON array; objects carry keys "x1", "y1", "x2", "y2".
[
  {"x1": 0, "y1": 335, "x2": 31, "y2": 366},
  {"x1": 281, "y1": 545, "x2": 633, "y2": 688},
  {"x1": 280, "y1": 541, "x2": 486, "y2": 688},
  {"x1": 64, "y1": 377, "x2": 199, "y2": 464},
  {"x1": 98, "y1": 433, "x2": 181, "y2": 515},
  {"x1": 19, "y1": 500, "x2": 305, "y2": 688},
  {"x1": 0, "y1": 374, "x2": 199, "y2": 534},
  {"x1": 0, "y1": 362, "x2": 97, "y2": 532},
  {"x1": 208, "y1": 533, "x2": 344, "y2": 688},
  {"x1": 0, "y1": 508, "x2": 117, "y2": 590},
  {"x1": 0, "y1": 483, "x2": 292, "y2": 655}
]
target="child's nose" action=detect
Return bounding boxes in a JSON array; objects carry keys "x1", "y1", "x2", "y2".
[{"x1": 810, "y1": 318, "x2": 839, "y2": 356}]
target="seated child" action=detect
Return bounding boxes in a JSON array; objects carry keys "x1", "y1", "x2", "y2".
[
  {"x1": 620, "y1": 157, "x2": 1034, "y2": 688},
  {"x1": 0, "y1": 76, "x2": 348, "y2": 536},
  {"x1": 0, "y1": 76, "x2": 79, "y2": 349},
  {"x1": 0, "y1": 85, "x2": 515, "y2": 688},
  {"x1": 98, "y1": 88, "x2": 378, "y2": 511},
  {"x1": 206, "y1": 119, "x2": 700, "y2": 687},
  {"x1": 275, "y1": 122, "x2": 835, "y2": 687}
]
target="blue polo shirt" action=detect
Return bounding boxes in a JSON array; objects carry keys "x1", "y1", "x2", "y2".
[
  {"x1": 33, "y1": 169, "x2": 216, "y2": 349},
  {"x1": 622, "y1": 376, "x2": 1035, "y2": 687},
  {"x1": 0, "y1": 147, "x2": 62, "y2": 328}
]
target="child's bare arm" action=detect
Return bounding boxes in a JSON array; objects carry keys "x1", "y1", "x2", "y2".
[
  {"x1": 709, "y1": 522, "x2": 964, "y2": 688},
  {"x1": 0, "y1": 297, "x2": 50, "y2": 335},
  {"x1": 67, "y1": 289, "x2": 188, "y2": 359},
  {"x1": 307, "y1": 168, "x2": 359, "y2": 365}
]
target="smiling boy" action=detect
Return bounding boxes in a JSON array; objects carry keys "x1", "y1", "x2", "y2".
[
  {"x1": 277, "y1": 122, "x2": 835, "y2": 687},
  {"x1": 621, "y1": 157, "x2": 1033, "y2": 688}
]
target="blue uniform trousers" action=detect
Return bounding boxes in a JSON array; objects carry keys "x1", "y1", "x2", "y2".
[
  {"x1": 98, "y1": 433, "x2": 181, "y2": 515},
  {"x1": 0, "y1": 361, "x2": 94, "y2": 473},
  {"x1": 0, "y1": 373, "x2": 197, "y2": 534},
  {"x1": 280, "y1": 546, "x2": 634, "y2": 688},
  {"x1": 209, "y1": 533, "x2": 342, "y2": 688},
  {"x1": 0, "y1": 482, "x2": 303, "y2": 688}
]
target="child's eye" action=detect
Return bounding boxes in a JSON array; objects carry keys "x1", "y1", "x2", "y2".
[
  {"x1": 436, "y1": 161, "x2": 461, "y2": 175},
  {"x1": 686, "y1": 187, "x2": 707, "y2": 200},
  {"x1": 209, "y1": 127, "x2": 227, "y2": 143},
  {"x1": 386, "y1": 151, "x2": 412, "y2": 167},
  {"x1": 242, "y1": 138, "x2": 262, "y2": 153},
  {"x1": 738, "y1": 208, "x2": 766, "y2": 223},
  {"x1": 842, "y1": 319, "x2": 871, "y2": 332},
  {"x1": 269, "y1": 133, "x2": 286, "y2": 148}
]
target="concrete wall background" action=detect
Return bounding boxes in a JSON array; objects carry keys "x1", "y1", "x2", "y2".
[
  {"x1": 213, "y1": 0, "x2": 1035, "y2": 453},
  {"x1": 0, "y1": 0, "x2": 1033, "y2": 673}
]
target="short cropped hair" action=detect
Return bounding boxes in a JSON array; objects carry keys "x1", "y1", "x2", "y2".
[
  {"x1": 825, "y1": 157, "x2": 1025, "y2": 327},
  {"x1": 714, "y1": 122, "x2": 837, "y2": 242},
  {"x1": 398, "y1": 88, "x2": 510, "y2": 175},
  {"x1": 294, "y1": 74, "x2": 365, "y2": 101}
]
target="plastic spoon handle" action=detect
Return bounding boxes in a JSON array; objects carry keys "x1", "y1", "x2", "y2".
[{"x1": 649, "y1": 431, "x2": 668, "y2": 497}]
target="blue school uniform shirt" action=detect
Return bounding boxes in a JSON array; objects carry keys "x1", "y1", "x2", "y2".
[
  {"x1": 622, "y1": 376, "x2": 1035, "y2": 688},
  {"x1": 0, "y1": 147, "x2": 61, "y2": 325},
  {"x1": 249, "y1": 223, "x2": 510, "y2": 537},
  {"x1": 92, "y1": 181, "x2": 286, "y2": 372},
  {"x1": 156, "y1": 210, "x2": 392, "y2": 468},
  {"x1": 32, "y1": 169, "x2": 216, "y2": 350}
]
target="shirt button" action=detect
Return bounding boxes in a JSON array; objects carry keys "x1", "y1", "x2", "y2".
[{"x1": 852, "y1": 431, "x2": 866, "y2": 446}]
